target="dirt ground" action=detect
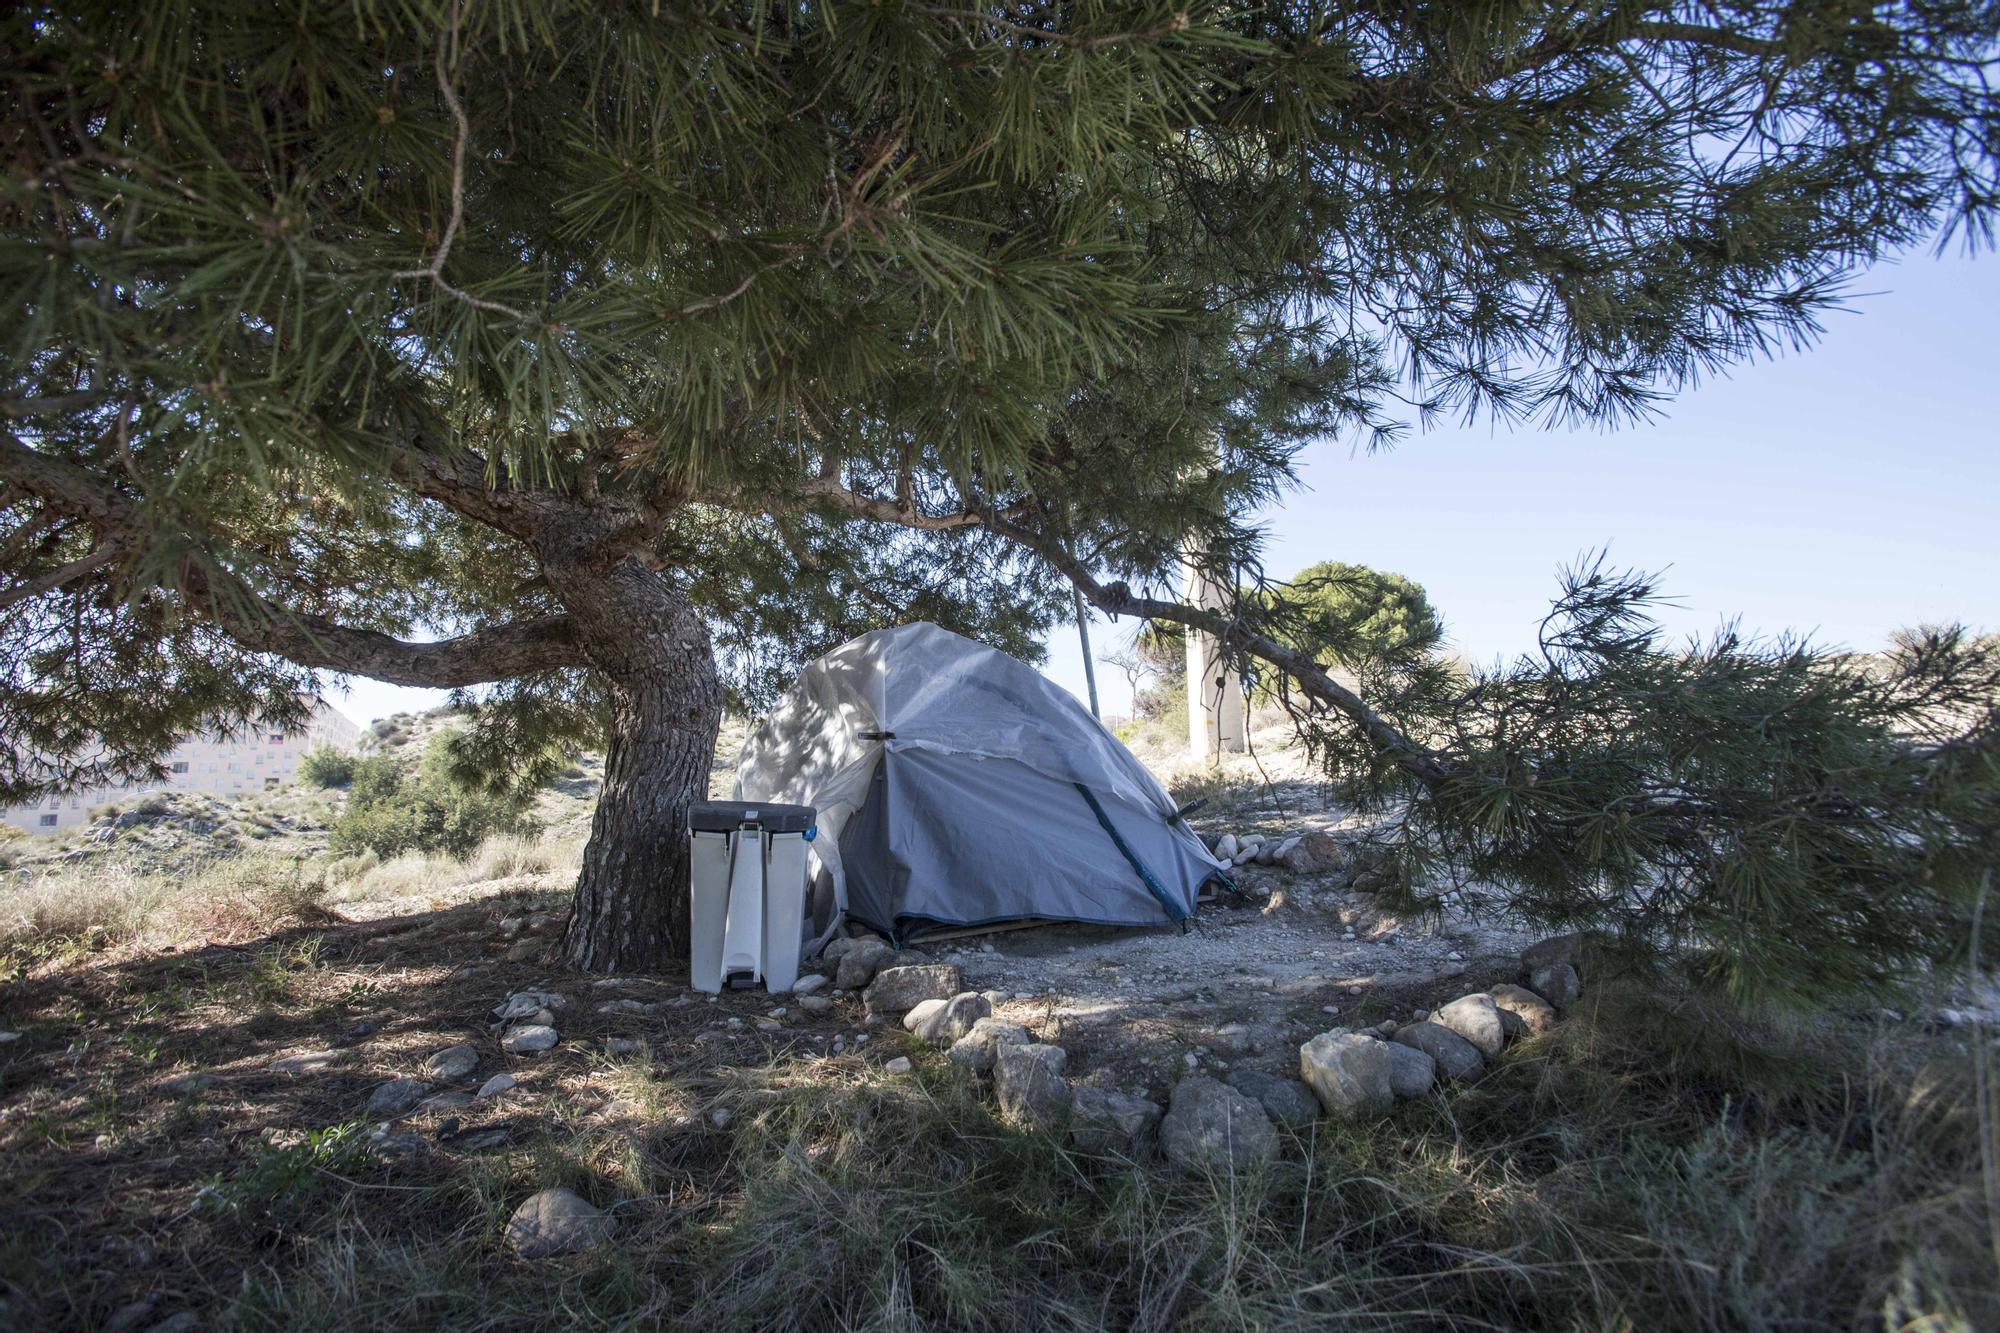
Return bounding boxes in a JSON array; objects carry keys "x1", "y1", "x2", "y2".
[{"x1": 0, "y1": 782, "x2": 1557, "y2": 1322}]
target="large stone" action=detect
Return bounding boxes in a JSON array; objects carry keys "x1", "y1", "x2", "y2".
[
  {"x1": 993, "y1": 1042, "x2": 1070, "y2": 1129},
  {"x1": 1069, "y1": 1088, "x2": 1163, "y2": 1157},
  {"x1": 864, "y1": 964, "x2": 964, "y2": 1017},
  {"x1": 1392, "y1": 1022, "x2": 1484, "y2": 1081},
  {"x1": 421, "y1": 1044, "x2": 479, "y2": 1081},
  {"x1": 1386, "y1": 1041, "x2": 1436, "y2": 1098},
  {"x1": 1519, "y1": 933, "x2": 1588, "y2": 979},
  {"x1": 1226, "y1": 1069, "x2": 1322, "y2": 1127},
  {"x1": 902, "y1": 998, "x2": 948, "y2": 1034},
  {"x1": 1214, "y1": 833, "x2": 1240, "y2": 862},
  {"x1": 1490, "y1": 984, "x2": 1558, "y2": 1036},
  {"x1": 1529, "y1": 962, "x2": 1581, "y2": 1011},
  {"x1": 791, "y1": 973, "x2": 829, "y2": 996},
  {"x1": 1160, "y1": 1075, "x2": 1278, "y2": 1172},
  {"x1": 1433, "y1": 994, "x2": 1506, "y2": 1058},
  {"x1": 1298, "y1": 1031, "x2": 1393, "y2": 1116},
  {"x1": 922, "y1": 992, "x2": 991, "y2": 1044},
  {"x1": 502, "y1": 1024, "x2": 559, "y2": 1054},
  {"x1": 835, "y1": 939, "x2": 900, "y2": 990},
  {"x1": 505, "y1": 1187, "x2": 614, "y2": 1259},
  {"x1": 366, "y1": 1078, "x2": 432, "y2": 1118},
  {"x1": 946, "y1": 1017, "x2": 1031, "y2": 1073},
  {"x1": 1293, "y1": 830, "x2": 1346, "y2": 873}
]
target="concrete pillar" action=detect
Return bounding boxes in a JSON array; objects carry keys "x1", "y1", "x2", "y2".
[{"x1": 1182, "y1": 549, "x2": 1245, "y2": 756}]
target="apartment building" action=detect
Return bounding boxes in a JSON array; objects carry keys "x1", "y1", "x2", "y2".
[{"x1": 2, "y1": 697, "x2": 363, "y2": 835}]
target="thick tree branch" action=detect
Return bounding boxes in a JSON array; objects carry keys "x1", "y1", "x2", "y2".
[
  {"x1": 980, "y1": 511, "x2": 1451, "y2": 786},
  {"x1": 703, "y1": 473, "x2": 1029, "y2": 532},
  {"x1": 0, "y1": 432, "x2": 585, "y2": 687}
]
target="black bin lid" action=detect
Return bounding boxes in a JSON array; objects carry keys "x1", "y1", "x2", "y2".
[{"x1": 689, "y1": 800, "x2": 816, "y2": 834}]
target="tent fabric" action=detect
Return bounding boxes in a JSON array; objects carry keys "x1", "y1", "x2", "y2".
[{"x1": 734, "y1": 622, "x2": 1230, "y2": 946}]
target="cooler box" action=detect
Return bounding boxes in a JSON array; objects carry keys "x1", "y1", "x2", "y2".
[{"x1": 688, "y1": 800, "x2": 816, "y2": 993}]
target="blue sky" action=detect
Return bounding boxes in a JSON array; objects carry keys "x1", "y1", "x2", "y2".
[{"x1": 333, "y1": 247, "x2": 1997, "y2": 728}]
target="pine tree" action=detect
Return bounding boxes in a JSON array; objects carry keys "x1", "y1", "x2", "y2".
[{"x1": 4, "y1": 3, "x2": 1995, "y2": 976}]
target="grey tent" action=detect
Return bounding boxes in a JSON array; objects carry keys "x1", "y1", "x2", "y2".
[{"x1": 735, "y1": 622, "x2": 1231, "y2": 947}]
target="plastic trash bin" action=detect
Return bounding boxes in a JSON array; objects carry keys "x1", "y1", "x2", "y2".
[{"x1": 689, "y1": 800, "x2": 816, "y2": 993}]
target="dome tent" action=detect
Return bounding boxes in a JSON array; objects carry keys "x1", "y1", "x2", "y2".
[{"x1": 735, "y1": 622, "x2": 1232, "y2": 948}]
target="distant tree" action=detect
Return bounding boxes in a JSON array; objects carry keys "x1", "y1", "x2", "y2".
[
  {"x1": 1264, "y1": 563, "x2": 1444, "y2": 669},
  {"x1": 4, "y1": 3, "x2": 1996, "y2": 984},
  {"x1": 1130, "y1": 561, "x2": 1444, "y2": 689}
]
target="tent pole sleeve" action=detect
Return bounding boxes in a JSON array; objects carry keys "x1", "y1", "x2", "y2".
[{"x1": 1073, "y1": 783, "x2": 1188, "y2": 923}]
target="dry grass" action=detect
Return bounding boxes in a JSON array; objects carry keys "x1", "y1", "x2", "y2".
[{"x1": 0, "y1": 830, "x2": 584, "y2": 959}]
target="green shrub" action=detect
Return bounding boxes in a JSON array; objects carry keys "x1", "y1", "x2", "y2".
[
  {"x1": 297, "y1": 745, "x2": 357, "y2": 789},
  {"x1": 329, "y1": 735, "x2": 534, "y2": 860}
]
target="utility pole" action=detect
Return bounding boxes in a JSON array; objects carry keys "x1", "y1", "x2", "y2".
[
  {"x1": 1072, "y1": 586, "x2": 1101, "y2": 719},
  {"x1": 1182, "y1": 545, "x2": 1245, "y2": 756}
]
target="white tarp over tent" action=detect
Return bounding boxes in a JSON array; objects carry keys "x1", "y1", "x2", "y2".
[{"x1": 735, "y1": 622, "x2": 1231, "y2": 947}]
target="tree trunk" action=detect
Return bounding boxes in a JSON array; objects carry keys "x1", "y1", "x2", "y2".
[{"x1": 543, "y1": 543, "x2": 723, "y2": 972}]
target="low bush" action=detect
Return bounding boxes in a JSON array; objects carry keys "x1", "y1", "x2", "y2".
[
  {"x1": 297, "y1": 745, "x2": 358, "y2": 789},
  {"x1": 329, "y1": 735, "x2": 535, "y2": 861}
]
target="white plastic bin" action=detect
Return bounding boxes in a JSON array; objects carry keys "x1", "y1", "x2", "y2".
[{"x1": 689, "y1": 800, "x2": 816, "y2": 993}]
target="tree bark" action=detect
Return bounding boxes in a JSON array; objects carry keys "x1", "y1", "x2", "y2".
[{"x1": 543, "y1": 540, "x2": 723, "y2": 972}]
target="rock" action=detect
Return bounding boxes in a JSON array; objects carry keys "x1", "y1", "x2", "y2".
[
  {"x1": 493, "y1": 991, "x2": 566, "y2": 1022},
  {"x1": 1392, "y1": 1023, "x2": 1484, "y2": 1081},
  {"x1": 864, "y1": 964, "x2": 964, "y2": 1016},
  {"x1": 1298, "y1": 1031, "x2": 1393, "y2": 1116},
  {"x1": 606, "y1": 1037, "x2": 643, "y2": 1056},
  {"x1": 902, "y1": 998, "x2": 948, "y2": 1034},
  {"x1": 792, "y1": 973, "x2": 829, "y2": 996},
  {"x1": 103, "y1": 1297, "x2": 158, "y2": 1333},
  {"x1": 596, "y1": 999, "x2": 654, "y2": 1016},
  {"x1": 1069, "y1": 1087, "x2": 1163, "y2": 1156},
  {"x1": 505, "y1": 1187, "x2": 614, "y2": 1259},
  {"x1": 1271, "y1": 835, "x2": 1303, "y2": 863},
  {"x1": 1159, "y1": 1075, "x2": 1278, "y2": 1172},
  {"x1": 835, "y1": 939, "x2": 899, "y2": 990},
  {"x1": 884, "y1": 1055, "x2": 914, "y2": 1075},
  {"x1": 161, "y1": 1073, "x2": 214, "y2": 1096},
  {"x1": 1214, "y1": 833, "x2": 1240, "y2": 861},
  {"x1": 821, "y1": 935, "x2": 859, "y2": 963},
  {"x1": 144, "y1": 1314, "x2": 201, "y2": 1333},
  {"x1": 1519, "y1": 933, "x2": 1589, "y2": 979},
  {"x1": 1490, "y1": 984, "x2": 1557, "y2": 1036},
  {"x1": 270, "y1": 1049, "x2": 342, "y2": 1074},
  {"x1": 502, "y1": 1024, "x2": 559, "y2": 1054},
  {"x1": 505, "y1": 939, "x2": 542, "y2": 961},
  {"x1": 422, "y1": 1044, "x2": 480, "y2": 1080},
  {"x1": 799, "y1": 994, "x2": 833, "y2": 1014},
  {"x1": 477, "y1": 1073, "x2": 516, "y2": 1098},
  {"x1": 1433, "y1": 994, "x2": 1506, "y2": 1058},
  {"x1": 1225, "y1": 1069, "x2": 1322, "y2": 1127},
  {"x1": 925, "y1": 992, "x2": 991, "y2": 1044},
  {"x1": 946, "y1": 1017, "x2": 1032, "y2": 1072},
  {"x1": 1386, "y1": 1041, "x2": 1436, "y2": 1098},
  {"x1": 366, "y1": 1078, "x2": 432, "y2": 1118},
  {"x1": 1529, "y1": 962, "x2": 1581, "y2": 1011},
  {"x1": 417, "y1": 1090, "x2": 476, "y2": 1113},
  {"x1": 1240, "y1": 833, "x2": 1267, "y2": 848},
  {"x1": 980, "y1": 989, "x2": 1008, "y2": 1007},
  {"x1": 993, "y1": 1042, "x2": 1070, "y2": 1129},
  {"x1": 1298, "y1": 831, "x2": 1346, "y2": 871}
]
